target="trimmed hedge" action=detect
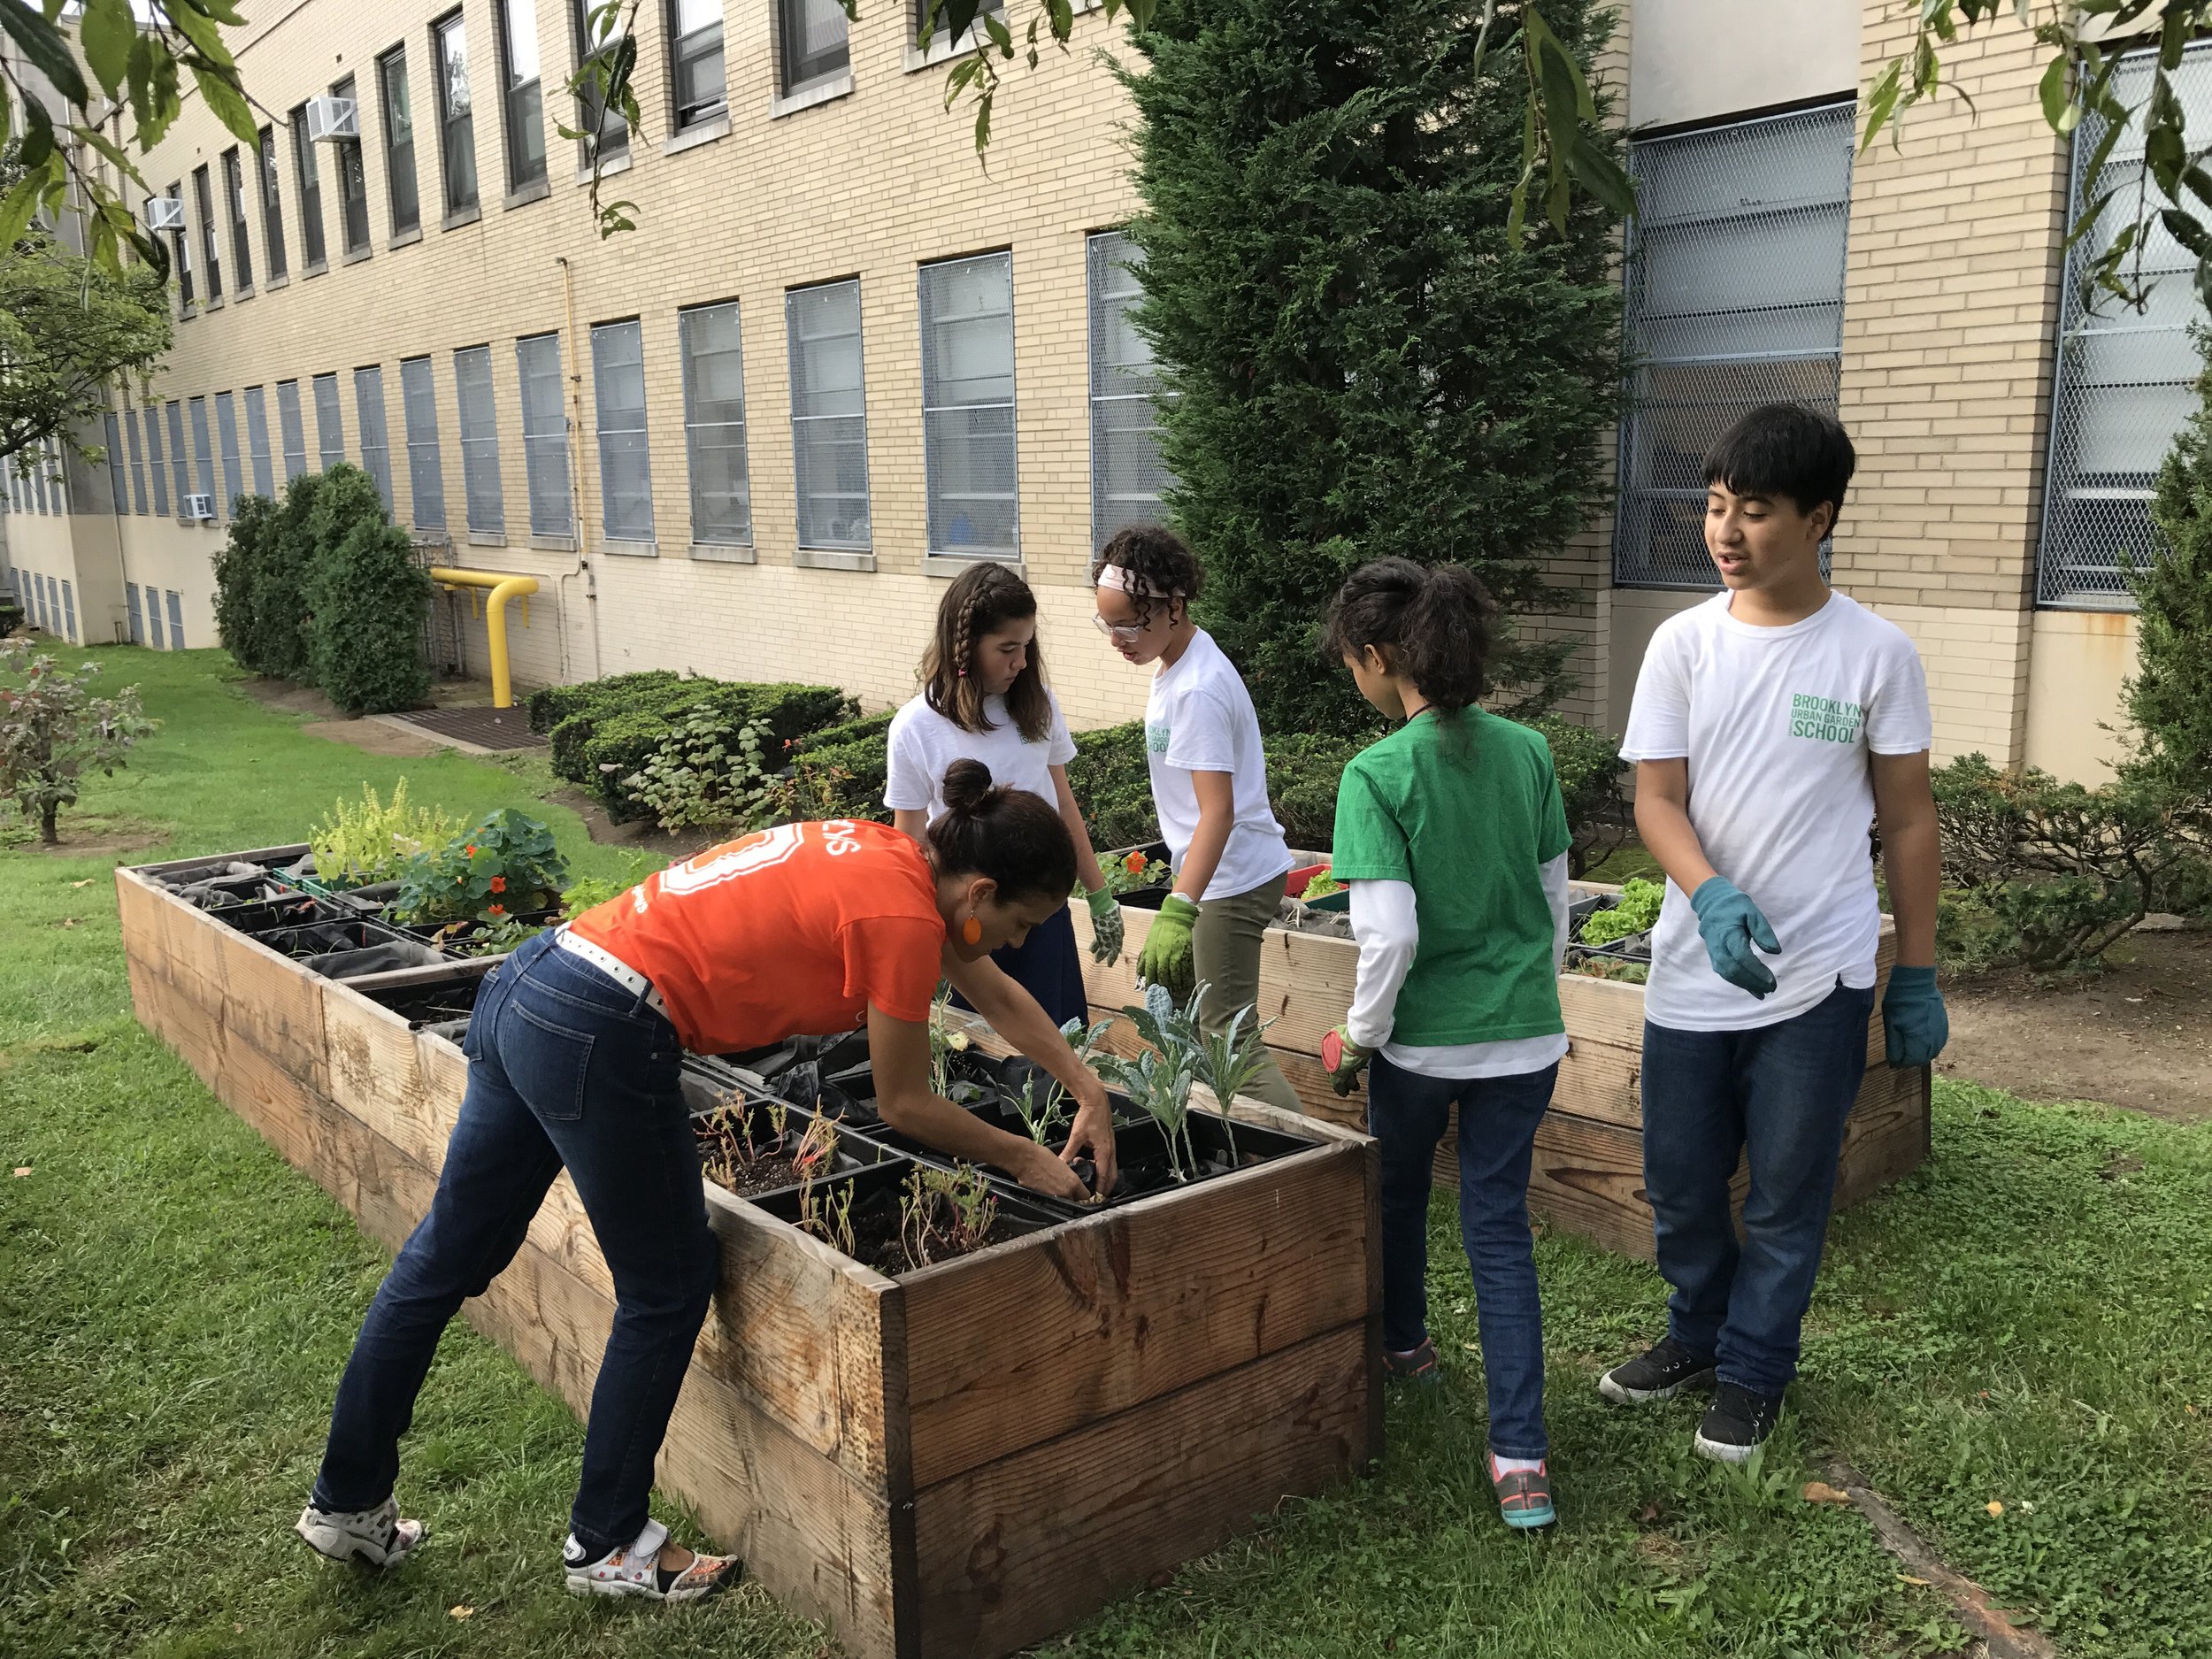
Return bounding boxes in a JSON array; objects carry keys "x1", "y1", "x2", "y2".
[
  {"x1": 526, "y1": 669, "x2": 687, "y2": 735},
  {"x1": 785, "y1": 711, "x2": 897, "y2": 825}
]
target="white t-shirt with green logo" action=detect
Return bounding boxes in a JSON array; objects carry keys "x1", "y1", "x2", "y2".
[{"x1": 1621, "y1": 590, "x2": 1932, "y2": 1032}]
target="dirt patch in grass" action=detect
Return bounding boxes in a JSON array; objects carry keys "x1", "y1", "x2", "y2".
[
  {"x1": 0, "y1": 815, "x2": 169, "y2": 857},
  {"x1": 1942, "y1": 927, "x2": 2212, "y2": 1122},
  {"x1": 299, "y1": 717, "x2": 447, "y2": 759}
]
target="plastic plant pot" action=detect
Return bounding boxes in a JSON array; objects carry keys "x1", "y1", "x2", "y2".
[{"x1": 1286, "y1": 863, "x2": 1331, "y2": 899}]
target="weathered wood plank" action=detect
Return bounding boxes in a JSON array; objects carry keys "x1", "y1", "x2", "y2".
[
  {"x1": 909, "y1": 1321, "x2": 1372, "y2": 1659},
  {"x1": 901, "y1": 1138, "x2": 1374, "y2": 1492}
]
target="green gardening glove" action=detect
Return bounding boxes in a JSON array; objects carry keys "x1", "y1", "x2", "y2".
[
  {"x1": 1084, "y1": 884, "x2": 1125, "y2": 967},
  {"x1": 1135, "y1": 894, "x2": 1201, "y2": 1001},
  {"x1": 1321, "y1": 1027, "x2": 1371, "y2": 1097}
]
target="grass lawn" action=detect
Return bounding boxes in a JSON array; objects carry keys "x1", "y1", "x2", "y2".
[{"x1": 4, "y1": 649, "x2": 2209, "y2": 1659}]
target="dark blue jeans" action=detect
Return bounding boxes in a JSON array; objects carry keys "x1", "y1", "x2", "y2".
[
  {"x1": 950, "y1": 900, "x2": 1087, "y2": 1031},
  {"x1": 1641, "y1": 979, "x2": 1876, "y2": 1400},
  {"x1": 1367, "y1": 1054, "x2": 1558, "y2": 1461},
  {"x1": 311, "y1": 927, "x2": 717, "y2": 1558}
]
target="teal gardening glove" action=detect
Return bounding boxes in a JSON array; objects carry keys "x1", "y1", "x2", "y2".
[
  {"x1": 1321, "y1": 1027, "x2": 1371, "y2": 1097},
  {"x1": 1135, "y1": 893, "x2": 1201, "y2": 1001},
  {"x1": 1084, "y1": 884, "x2": 1125, "y2": 966},
  {"x1": 1881, "y1": 965, "x2": 1948, "y2": 1067},
  {"x1": 1688, "y1": 876, "x2": 1782, "y2": 999}
]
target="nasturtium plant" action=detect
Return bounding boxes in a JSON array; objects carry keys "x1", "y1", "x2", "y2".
[{"x1": 395, "y1": 809, "x2": 568, "y2": 929}]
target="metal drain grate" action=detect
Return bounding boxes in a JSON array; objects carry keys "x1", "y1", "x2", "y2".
[{"x1": 389, "y1": 703, "x2": 547, "y2": 751}]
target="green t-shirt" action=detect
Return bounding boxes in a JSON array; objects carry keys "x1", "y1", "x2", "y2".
[{"x1": 1329, "y1": 710, "x2": 1571, "y2": 1046}]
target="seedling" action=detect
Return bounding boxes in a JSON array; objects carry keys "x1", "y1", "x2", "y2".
[
  {"x1": 789, "y1": 1113, "x2": 841, "y2": 1181},
  {"x1": 1010, "y1": 1017, "x2": 1114, "y2": 1144},
  {"x1": 927, "y1": 983, "x2": 972, "y2": 1098},
  {"x1": 1090, "y1": 983, "x2": 1271, "y2": 1181},
  {"x1": 899, "y1": 1164, "x2": 999, "y2": 1271},
  {"x1": 697, "y1": 1097, "x2": 784, "y2": 1187},
  {"x1": 797, "y1": 1177, "x2": 857, "y2": 1259}
]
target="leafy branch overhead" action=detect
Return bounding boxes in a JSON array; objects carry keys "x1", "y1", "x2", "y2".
[{"x1": 1864, "y1": 1, "x2": 2212, "y2": 312}]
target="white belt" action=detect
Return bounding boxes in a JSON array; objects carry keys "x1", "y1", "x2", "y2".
[{"x1": 554, "y1": 926, "x2": 669, "y2": 1018}]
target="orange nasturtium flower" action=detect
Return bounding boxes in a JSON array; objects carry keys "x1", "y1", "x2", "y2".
[
  {"x1": 465, "y1": 844, "x2": 478, "y2": 856},
  {"x1": 1123, "y1": 851, "x2": 1147, "y2": 875},
  {"x1": 489, "y1": 876, "x2": 507, "y2": 894},
  {"x1": 488, "y1": 903, "x2": 506, "y2": 916}
]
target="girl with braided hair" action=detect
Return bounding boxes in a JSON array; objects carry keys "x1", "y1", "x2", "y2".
[{"x1": 886, "y1": 562, "x2": 1120, "y2": 1028}]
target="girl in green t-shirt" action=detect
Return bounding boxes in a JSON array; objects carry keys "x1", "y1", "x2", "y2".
[{"x1": 1318, "y1": 558, "x2": 1573, "y2": 1532}]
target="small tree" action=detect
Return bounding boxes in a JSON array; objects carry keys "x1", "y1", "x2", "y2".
[
  {"x1": 2139, "y1": 351, "x2": 2212, "y2": 795},
  {"x1": 303, "y1": 509, "x2": 432, "y2": 716},
  {"x1": 211, "y1": 493, "x2": 278, "y2": 672},
  {"x1": 0, "y1": 641, "x2": 156, "y2": 844}
]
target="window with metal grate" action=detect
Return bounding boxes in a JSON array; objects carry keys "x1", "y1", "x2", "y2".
[
  {"x1": 786, "y1": 279, "x2": 870, "y2": 550},
  {"x1": 401, "y1": 357, "x2": 446, "y2": 529},
  {"x1": 517, "y1": 333, "x2": 572, "y2": 537},
  {"x1": 277, "y1": 380, "x2": 308, "y2": 480},
  {"x1": 356, "y1": 366, "x2": 395, "y2": 511},
  {"x1": 189, "y1": 396, "x2": 219, "y2": 511},
  {"x1": 144, "y1": 404, "x2": 170, "y2": 515},
  {"x1": 245, "y1": 386, "x2": 275, "y2": 495},
  {"x1": 217, "y1": 390, "x2": 245, "y2": 510},
  {"x1": 1612, "y1": 101, "x2": 1854, "y2": 589},
  {"x1": 2039, "y1": 44, "x2": 2212, "y2": 610},
  {"x1": 313, "y1": 373, "x2": 345, "y2": 471},
  {"x1": 1087, "y1": 231, "x2": 1173, "y2": 547},
  {"x1": 680, "y1": 301, "x2": 750, "y2": 546},
  {"x1": 592, "y1": 319, "x2": 654, "y2": 541},
  {"x1": 166, "y1": 400, "x2": 191, "y2": 512},
  {"x1": 918, "y1": 251, "x2": 1018, "y2": 560},
  {"x1": 125, "y1": 403, "x2": 149, "y2": 512},
  {"x1": 104, "y1": 411, "x2": 129, "y2": 511},
  {"x1": 454, "y1": 344, "x2": 504, "y2": 533}
]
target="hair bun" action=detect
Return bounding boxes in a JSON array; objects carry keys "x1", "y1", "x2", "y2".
[{"x1": 940, "y1": 757, "x2": 997, "y2": 817}]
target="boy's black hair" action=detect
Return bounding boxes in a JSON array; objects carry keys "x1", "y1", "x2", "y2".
[{"x1": 1702, "y1": 403, "x2": 1856, "y2": 533}]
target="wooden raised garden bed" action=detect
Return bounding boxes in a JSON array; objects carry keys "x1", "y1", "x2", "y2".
[
  {"x1": 117, "y1": 849, "x2": 1380, "y2": 1659},
  {"x1": 1072, "y1": 880, "x2": 1930, "y2": 1263}
]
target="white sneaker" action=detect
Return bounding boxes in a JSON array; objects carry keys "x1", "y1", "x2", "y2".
[
  {"x1": 295, "y1": 1496, "x2": 426, "y2": 1568},
  {"x1": 563, "y1": 1517, "x2": 740, "y2": 1601}
]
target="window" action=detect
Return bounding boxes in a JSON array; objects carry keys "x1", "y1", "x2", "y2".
[
  {"x1": 333, "y1": 76, "x2": 372, "y2": 256},
  {"x1": 516, "y1": 332, "x2": 572, "y2": 535},
  {"x1": 127, "y1": 583, "x2": 143, "y2": 645},
  {"x1": 497, "y1": 0, "x2": 547, "y2": 194},
  {"x1": 222, "y1": 148, "x2": 254, "y2": 290},
  {"x1": 313, "y1": 373, "x2": 345, "y2": 469},
  {"x1": 143, "y1": 403, "x2": 170, "y2": 515},
  {"x1": 380, "y1": 47, "x2": 423, "y2": 237},
  {"x1": 166, "y1": 591, "x2": 186, "y2": 650},
  {"x1": 277, "y1": 380, "x2": 309, "y2": 480},
  {"x1": 193, "y1": 165, "x2": 221, "y2": 301},
  {"x1": 257, "y1": 126, "x2": 288, "y2": 280},
  {"x1": 453, "y1": 344, "x2": 503, "y2": 533},
  {"x1": 291, "y1": 109, "x2": 328, "y2": 268},
  {"x1": 125, "y1": 402, "x2": 148, "y2": 512},
  {"x1": 2039, "y1": 45, "x2": 2212, "y2": 607},
  {"x1": 61, "y1": 580, "x2": 75, "y2": 643},
  {"x1": 217, "y1": 391, "x2": 245, "y2": 509},
  {"x1": 779, "y1": 0, "x2": 849, "y2": 95},
  {"x1": 147, "y1": 582, "x2": 165, "y2": 648},
  {"x1": 401, "y1": 356, "x2": 446, "y2": 529},
  {"x1": 1087, "y1": 230, "x2": 1172, "y2": 545},
  {"x1": 31, "y1": 451, "x2": 45, "y2": 513},
  {"x1": 679, "y1": 301, "x2": 750, "y2": 546},
  {"x1": 168, "y1": 183, "x2": 192, "y2": 307},
  {"x1": 165, "y1": 400, "x2": 189, "y2": 511},
  {"x1": 434, "y1": 12, "x2": 480, "y2": 217},
  {"x1": 591, "y1": 319, "x2": 653, "y2": 541},
  {"x1": 786, "y1": 279, "x2": 870, "y2": 549},
  {"x1": 245, "y1": 385, "x2": 275, "y2": 495},
  {"x1": 189, "y1": 395, "x2": 218, "y2": 507},
  {"x1": 356, "y1": 366, "x2": 394, "y2": 511},
  {"x1": 1613, "y1": 102, "x2": 1853, "y2": 588},
  {"x1": 669, "y1": 0, "x2": 726, "y2": 129},
  {"x1": 104, "y1": 411, "x2": 129, "y2": 509},
  {"x1": 918, "y1": 251, "x2": 1018, "y2": 559},
  {"x1": 571, "y1": 1, "x2": 629, "y2": 158}
]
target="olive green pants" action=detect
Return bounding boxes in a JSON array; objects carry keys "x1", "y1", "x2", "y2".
[{"x1": 1191, "y1": 872, "x2": 1303, "y2": 1116}]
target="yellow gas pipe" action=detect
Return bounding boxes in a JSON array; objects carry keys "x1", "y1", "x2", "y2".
[{"x1": 427, "y1": 567, "x2": 539, "y2": 709}]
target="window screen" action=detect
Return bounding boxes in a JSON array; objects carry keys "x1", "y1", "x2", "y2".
[
  {"x1": 591, "y1": 319, "x2": 654, "y2": 540},
  {"x1": 125, "y1": 403, "x2": 149, "y2": 512},
  {"x1": 401, "y1": 357, "x2": 446, "y2": 529},
  {"x1": 167, "y1": 590, "x2": 186, "y2": 650},
  {"x1": 217, "y1": 391, "x2": 244, "y2": 510},
  {"x1": 165, "y1": 400, "x2": 190, "y2": 510},
  {"x1": 786, "y1": 279, "x2": 870, "y2": 549},
  {"x1": 223, "y1": 147, "x2": 253, "y2": 289},
  {"x1": 144, "y1": 404, "x2": 170, "y2": 515},
  {"x1": 313, "y1": 373, "x2": 345, "y2": 470},
  {"x1": 61, "y1": 580, "x2": 75, "y2": 643},
  {"x1": 1613, "y1": 101, "x2": 1854, "y2": 588},
  {"x1": 189, "y1": 396, "x2": 218, "y2": 506},
  {"x1": 147, "y1": 581, "x2": 165, "y2": 648},
  {"x1": 277, "y1": 380, "x2": 308, "y2": 480},
  {"x1": 918, "y1": 251, "x2": 1018, "y2": 559},
  {"x1": 381, "y1": 47, "x2": 422, "y2": 237},
  {"x1": 292, "y1": 109, "x2": 326, "y2": 268},
  {"x1": 356, "y1": 365, "x2": 394, "y2": 511},
  {"x1": 1087, "y1": 230, "x2": 1172, "y2": 545},
  {"x1": 257, "y1": 125, "x2": 287, "y2": 280},
  {"x1": 127, "y1": 582, "x2": 143, "y2": 644},
  {"x1": 2039, "y1": 43, "x2": 2212, "y2": 608},
  {"x1": 104, "y1": 411, "x2": 129, "y2": 509},
  {"x1": 454, "y1": 344, "x2": 504, "y2": 533},
  {"x1": 245, "y1": 385, "x2": 274, "y2": 495},
  {"x1": 679, "y1": 301, "x2": 750, "y2": 545},
  {"x1": 780, "y1": 0, "x2": 848, "y2": 94},
  {"x1": 517, "y1": 333, "x2": 572, "y2": 536}
]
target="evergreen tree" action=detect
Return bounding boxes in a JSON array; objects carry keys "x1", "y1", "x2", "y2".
[
  {"x1": 2139, "y1": 352, "x2": 2212, "y2": 793},
  {"x1": 1120, "y1": 0, "x2": 1624, "y2": 734}
]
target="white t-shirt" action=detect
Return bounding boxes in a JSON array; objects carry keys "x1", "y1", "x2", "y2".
[
  {"x1": 1621, "y1": 591, "x2": 1932, "y2": 1032},
  {"x1": 884, "y1": 689, "x2": 1077, "y2": 826},
  {"x1": 1145, "y1": 629, "x2": 1293, "y2": 902}
]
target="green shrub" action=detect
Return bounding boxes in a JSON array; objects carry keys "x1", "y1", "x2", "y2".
[
  {"x1": 212, "y1": 494, "x2": 277, "y2": 672},
  {"x1": 1529, "y1": 714, "x2": 1629, "y2": 877},
  {"x1": 304, "y1": 516, "x2": 432, "y2": 715},
  {"x1": 1265, "y1": 731, "x2": 1365, "y2": 850},
  {"x1": 255, "y1": 472, "x2": 321, "y2": 682},
  {"x1": 622, "y1": 705, "x2": 780, "y2": 833},
  {"x1": 791, "y1": 710, "x2": 895, "y2": 757},
  {"x1": 571, "y1": 681, "x2": 857, "y2": 819},
  {"x1": 785, "y1": 724, "x2": 894, "y2": 825},
  {"x1": 559, "y1": 874, "x2": 632, "y2": 919},
  {"x1": 310, "y1": 780, "x2": 460, "y2": 887},
  {"x1": 1065, "y1": 720, "x2": 1156, "y2": 850},
  {"x1": 526, "y1": 669, "x2": 687, "y2": 735},
  {"x1": 2139, "y1": 344, "x2": 2212, "y2": 794}
]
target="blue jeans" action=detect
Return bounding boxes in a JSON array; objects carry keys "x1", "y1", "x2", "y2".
[
  {"x1": 950, "y1": 901, "x2": 1087, "y2": 1031},
  {"x1": 1641, "y1": 979, "x2": 1876, "y2": 1399},
  {"x1": 1367, "y1": 1054, "x2": 1557, "y2": 1461},
  {"x1": 311, "y1": 928, "x2": 717, "y2": 1558}
]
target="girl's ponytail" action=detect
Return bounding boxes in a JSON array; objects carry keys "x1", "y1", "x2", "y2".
[{"x1": 1321, "y1": 557, "x2": 1496, "y2": 714}]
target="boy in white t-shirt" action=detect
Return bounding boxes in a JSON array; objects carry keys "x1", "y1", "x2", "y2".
[
  {"x1": 1089, "y1": 525, "x2": 1302, "y2": 1115},
  {"x1": 1599, "y1": 404, "x2": 1948, "y2": 1463}
]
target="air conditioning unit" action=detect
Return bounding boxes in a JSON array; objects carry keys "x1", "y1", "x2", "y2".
[
  {"x1": 182, "y1": 493, "x2": 215, "y2": 522},
  {"x1": 303, "y1": 96, "x2": 357, "y2": 143},
  {"x1": 142, "y1": 195, "x2": 184, "y2": 231}
]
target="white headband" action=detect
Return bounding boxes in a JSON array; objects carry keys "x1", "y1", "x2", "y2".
[{"x1": 1096, "y1": 564, "x2": 1184, "y2": 598}]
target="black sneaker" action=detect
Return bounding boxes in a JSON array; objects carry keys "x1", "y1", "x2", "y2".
[
  {"x1": 1694, "y1": 1381, "x2": 1784, "y2": 1463},
  {"x1": 1597, "y1": 1337, "x2": 1717, "y2": 1405}
]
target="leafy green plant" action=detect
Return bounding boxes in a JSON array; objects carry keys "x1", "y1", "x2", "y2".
[
  {"x1": 899, "y1": 1164, "x2": 1000, "y2": 1271},
  {"x1": 796, "y1": 1177, "x2": 857, "y2": 1259},
  {"x1": 309, "y1": 780, "x2": 460, "y2": 889},
  {"x1": 1103, "y1": 849, "x2": 1172, "y2": 896},
  {"x1": 558, "y1": 874, "x2": 631, "y2": 920},
  {"x1": 782, "y1": 712, "x2": 897, "y2": 825},
  {"x1": 395, "y1": 809, "x2": 569, "y2": 930},
  {"x1": 457, "y1": 915, "x2": 546, "y2": 957},
  {"x1": 620, "y1": 705, "x2": 779, "y2": 834},
  {"x1": 1580, "y1": 877, "x2": 1663, "y2": 946},
  {"x1": 1008, "y1": 1017, "x2": 1114, "y2": 1144},
  {"x1": 927, "y1": 985, "x2": 970, "y2": 1099},
  {"x1": 0, "y1": 642, "x2": 156, "y2": 844},
  {"x1": 1302, "y1": 869, "x2": 1344, "y2": 902},
  {"x1": 1530, "y1": 713, "x2": 1630, "y2": 877},
  {"x1": 1092, "y1": 982, "x2": 1270, "y2": 1180},
  {"x1": 211, "y1": 493, "x2": 278, "y2": 672}
]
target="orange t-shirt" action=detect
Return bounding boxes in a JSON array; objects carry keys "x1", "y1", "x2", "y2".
[{"x1": 567, "y1": 819, "x2": 946, "y2": 1054}]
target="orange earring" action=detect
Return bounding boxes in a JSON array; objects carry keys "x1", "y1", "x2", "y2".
[{"x1": 961, "y1": 913, "x2": 983, "y2": 947}]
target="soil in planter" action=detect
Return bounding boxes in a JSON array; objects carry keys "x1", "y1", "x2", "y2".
[
  {"x1": 693, "y1": 1093, "x2": 879, "y2": 1202},
  {"x1": 364, "y1": 972, "x2": 488, "y2": 1029},
  {"x1": 751, "y1": 1163, "x2": 1053, "y2": 1279}
]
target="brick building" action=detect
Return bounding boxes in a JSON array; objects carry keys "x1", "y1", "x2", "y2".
[{"x1": 1, "y1": 1, "x2": 2186, "y2": 780}]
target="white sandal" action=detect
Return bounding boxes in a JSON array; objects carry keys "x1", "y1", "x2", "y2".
[
  {"x1": 562, "y1": 1517, "x2": 741, "y2": 1601},
  {"x1": 295, "y1": 1496, "x2": 426, "y2": 1568}
]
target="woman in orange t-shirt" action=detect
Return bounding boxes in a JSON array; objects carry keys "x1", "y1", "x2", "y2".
[{"x1": 298, "y1": 761, "x2": 1116, "y2": 1603}]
